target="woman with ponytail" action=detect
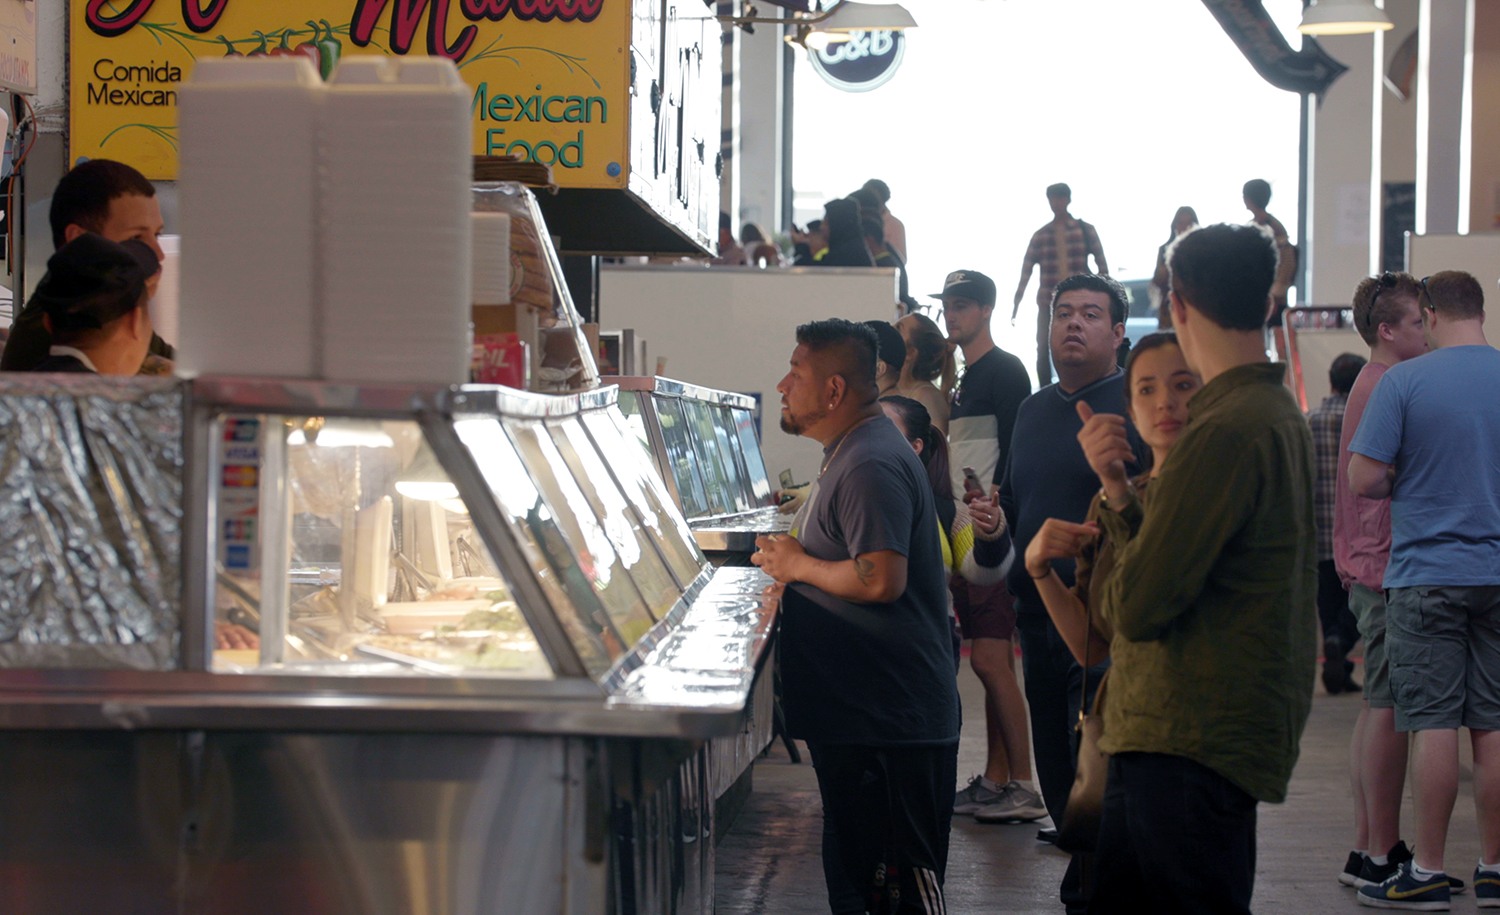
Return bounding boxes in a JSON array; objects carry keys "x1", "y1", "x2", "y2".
[
  {"x1": 880, "y1": 395, "x2": 1012, "y2": 601},
  {"x1": 895, "y1": 313, "x2": 957, "y2": 434}
]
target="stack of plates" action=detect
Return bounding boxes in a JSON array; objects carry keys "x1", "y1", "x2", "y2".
[
  {"x1": 176, "y1": 57, "x2": 322, "y2": 377},
  {"x1": 320, "y1": 57, "x2": 472, "y2": 385},
  {"x1": 151, "y1": 234, "x2": 181, "y2": 349},
  {"x1": 471, "y1": 212, "x2": 512, "y2": 306}
]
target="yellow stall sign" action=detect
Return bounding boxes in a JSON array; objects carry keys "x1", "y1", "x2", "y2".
[{"x1": 70, "y1": 0, "x2": 627, "y2": 186}]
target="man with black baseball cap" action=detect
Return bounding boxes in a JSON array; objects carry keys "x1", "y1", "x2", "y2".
[
  {"x1": 27, "y1": 233, "x2": 159, "y2": 376},
  {"x1": 933, "y1": 269, "x2": 1044, "y2": 828}
]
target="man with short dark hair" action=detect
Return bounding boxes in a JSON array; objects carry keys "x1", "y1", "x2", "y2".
[
  {"x1": 1350, "y1": 270, "x2": 1500, "y2": 910},
  {"x1": 1333, "y1": 271, "x2": 1429, "y2": 892},
  {"x1": 755, "y1": 318, "x2": 958, "y2": 914},
  {"x1": 3, "y1": 159, "x2": 173, "y2": 371},
  {"x1": 1000, "y1": 272, "x2": 1146, "y2": 912},
  {"x1": 25, "y1": 233, "x2": 159, "y2": 376},
  {"x1": 1310, "y1": 351, "x2": 1367, "y2": 697},
  {"x1": 1012, "y1": 183, "x2": 1109, "y2": 385},
  {"x1": 1078, "y1": 223, "x2": 1316, "y2": 913},
  {"x1": 1243, "y1": 178, "x2": 1296, "y2": 322},
  {"x1": 936, "y1": 269, "x2": 1043, "y2": 828}
]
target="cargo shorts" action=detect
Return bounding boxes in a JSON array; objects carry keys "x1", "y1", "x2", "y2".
[
  {"x1": 1350, "y1": 583, "x2": 1394, "y2": 708},
  {"x1": 1385, "y1": 585, "x2": 1500, "y2": 732}
]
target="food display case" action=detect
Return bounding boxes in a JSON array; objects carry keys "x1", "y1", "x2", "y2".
[
  {"x1": 608, "y1": 376, "x2": 791, "y2": 557},
  {"x1": 0, "y1": 373, "x2": 775, "y2": 914},
  {"x1": 472, "y1": 181, "x2": 602, "y2": 394}
]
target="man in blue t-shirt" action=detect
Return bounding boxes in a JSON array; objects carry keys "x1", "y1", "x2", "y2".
[
  {"x1": 755, "y1": 318, "x2": 959, "y2": 914},
  {"x1": 1349, "y1": 270, "x2": 1500, "y2": 910}
]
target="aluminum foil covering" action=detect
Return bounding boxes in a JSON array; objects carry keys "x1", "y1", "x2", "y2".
[
  {"x1": 609, "y1": 567, "x2": 775, "y2": 712},
  {"x1": 0, "y1": 376, "x2": 183, "y2": 669}
]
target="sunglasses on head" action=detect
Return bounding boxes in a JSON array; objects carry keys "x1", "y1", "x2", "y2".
[{"x1": 1418, "y1": 275, "x2": 1439, "y2": 312}]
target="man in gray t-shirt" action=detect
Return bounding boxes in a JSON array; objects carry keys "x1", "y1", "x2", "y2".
[{"x1": 755, "y1": 318, "x2": 958, "y2": 914}]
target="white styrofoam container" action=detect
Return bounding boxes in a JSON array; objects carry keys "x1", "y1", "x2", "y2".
[
  {"x1": 176, "y1": 57, "x2": 323, "y2": 377},
  {"x1": 471, "y1": 212, "x2": 512, "y2": 306},
  {"x1": 319, "y1": 56, "x2": 472, "y2": 385}
]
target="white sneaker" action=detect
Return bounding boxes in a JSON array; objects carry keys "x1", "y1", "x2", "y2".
[{"x1": 974, "y1": 782, "x2": 1048, "y2": 823}]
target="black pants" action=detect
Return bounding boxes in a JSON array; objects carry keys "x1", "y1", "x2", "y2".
[
  {"x1": 809, "y1": 742, "x2": 958, "y2": 914},
  {"x1": 1016, "y1": 613, "x2": 1103, "y2": 824},
  {"x1": 1017, "y1": 613, "x2": 1106, "y2": 914},
  {"x1": 1089, "y1": 752, "x2": 1258, "y2": 915},
  {"x1": 1316, "y1": 559, "x2": 1358, "y2": 657}
]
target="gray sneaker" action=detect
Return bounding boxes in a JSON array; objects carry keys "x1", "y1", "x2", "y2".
[
  {"x1": 974, "y1": 782, "x2": 1048, "y2": 824},
  {"x1": 953, "y1": 775, "x2": 1006, "y2": 814}
]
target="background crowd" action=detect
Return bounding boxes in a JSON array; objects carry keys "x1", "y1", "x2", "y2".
[{"x1": 751, "y1": 186, "x2": 1500, "y2": 913}]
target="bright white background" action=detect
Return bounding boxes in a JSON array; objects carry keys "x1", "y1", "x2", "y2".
[{"x1": 791, "y1": 0, "x2": 1305, "y2": 382}]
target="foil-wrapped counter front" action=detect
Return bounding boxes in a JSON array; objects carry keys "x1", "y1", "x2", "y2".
[
  {"x1": 609, "y1": 567, "x2": 776, "y2": 712},
  {"x1": 0, "y1": 376, "x2": 183, "y2": 669}
]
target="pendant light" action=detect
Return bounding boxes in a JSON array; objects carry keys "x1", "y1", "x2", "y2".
[{"x1": 1299, "y1": 0, "x2": 1394, "y2": 36}]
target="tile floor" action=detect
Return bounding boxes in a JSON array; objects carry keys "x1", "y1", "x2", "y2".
[{"x1": 716, "y1": 657, "x2": 1486, "y2": 913}]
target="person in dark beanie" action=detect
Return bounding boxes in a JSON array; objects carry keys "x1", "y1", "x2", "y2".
[{"x1": 27, "y1": 233, "x2": 159, "y2": 376}]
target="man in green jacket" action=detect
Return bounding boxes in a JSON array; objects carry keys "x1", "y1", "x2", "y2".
[{"x1": 1076, "y1": 223, "x2": 1317, "y2": 914}]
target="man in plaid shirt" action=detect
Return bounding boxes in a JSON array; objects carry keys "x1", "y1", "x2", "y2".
[
  {"x1": 1011, "y1": 183, "x2": 1108, "y2": 386},
  {"x1": 1309, "y1": 352, "x2": 1366, "y2": 695}
]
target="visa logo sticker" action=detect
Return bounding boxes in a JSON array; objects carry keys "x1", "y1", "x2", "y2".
[{"x1": 223, "y1": 445, "x2": 260, "y2": 463}]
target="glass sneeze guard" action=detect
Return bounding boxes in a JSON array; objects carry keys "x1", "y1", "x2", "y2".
[
  {"x1": 212, "y1": 415, "x2": 555, "y2": 679},
  {"x1": 201, "y1": 381, "x2": 717, "y2": 684}
]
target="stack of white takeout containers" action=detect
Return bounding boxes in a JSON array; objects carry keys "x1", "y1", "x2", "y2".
[
  {"x1": 470, "y1": 212, "x2": 512, "y2": 307},
  {"x1": 176, "y1": 55, "x2": 475, "y2": 385}
]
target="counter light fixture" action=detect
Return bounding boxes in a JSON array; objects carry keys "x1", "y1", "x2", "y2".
[
  {"x1": 1298, "y1": 0, "x2": 1394, "y2": 36},
  {"x1": 395, "y1": 440, "x2": 461, "y2": 503},
  {"x1": 719, "y1": 1, "x2": 917, "y2": 49},
  {"x1": 286, "y1": 418, "x2": 395, "y2": 449}
]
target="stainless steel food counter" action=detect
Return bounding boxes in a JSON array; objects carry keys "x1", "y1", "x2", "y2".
[
  {"x1": 0, "y1": 373, "x2": 775, "y2": 914},
  {"x1": 608, "y1": 375, "x2": 792, "y2": 557}
]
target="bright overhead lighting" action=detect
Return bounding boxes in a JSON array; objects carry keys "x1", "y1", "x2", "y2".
[
  {"x1": 723, "y1": 2, "x2": 916, "y2": 49},
  {"x1": 286, "y1": 418, "x2": 394, "y2": 449},
  {"x1": 394, "y1": 440, "x2": 461, "y2": 503},
  {"x1": 816, "y1": 1, "x2": 916, "y2": 34},
  {"x1": 804, "y1": 30, "x2": 836, "y2": 51},
  {"x1": 1299, "y1": 0, "x2": 1394, "y2": 36}
]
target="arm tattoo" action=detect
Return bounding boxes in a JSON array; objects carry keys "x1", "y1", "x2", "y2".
[{"x1": 854, "y1": 556, "x2": 876, "y2": 587}]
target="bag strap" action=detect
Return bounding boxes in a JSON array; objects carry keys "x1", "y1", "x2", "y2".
[{"x1": 1078, "y1": 561, "x2": 1093, "y2": 725}]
